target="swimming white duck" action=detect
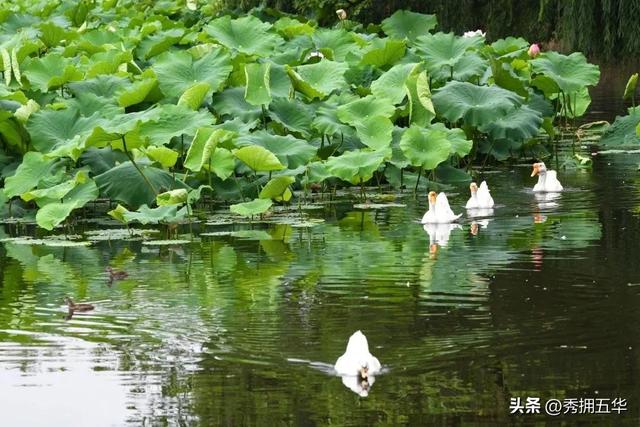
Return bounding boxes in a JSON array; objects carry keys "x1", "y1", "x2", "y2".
[
  {"x1": 531, "y1": 162, "x2": 563, "y2": 192},
  {"x1": 421, "y1": 191, "x2": 462, "y2": 224},
  {"x1": 334, "y1": 330, "x2": 381, "y2": 379},
  {"x1": 465, "y1": 181, "x2": 494, "y2": 209}
]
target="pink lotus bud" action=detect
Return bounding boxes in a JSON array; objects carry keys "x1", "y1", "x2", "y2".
[{"x1": 528, "y1": 43, "x2": 541, "y2": 58}]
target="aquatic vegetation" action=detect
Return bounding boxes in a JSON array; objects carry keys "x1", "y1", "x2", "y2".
[{"x1": 0, "y1": 1, "x2": 600, "y2": 230}]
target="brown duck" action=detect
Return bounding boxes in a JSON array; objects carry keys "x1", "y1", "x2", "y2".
[
  {"x1": 106, "y1": 266, "x2": 128, "y2": 283},
  {"x1": 64, "y1": 297, "x2": 95, "y2": 312}
]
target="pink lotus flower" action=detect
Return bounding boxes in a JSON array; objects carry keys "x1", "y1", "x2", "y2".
[{"x1": 528, "y1": 43, "x2": 541, "y2": 58}]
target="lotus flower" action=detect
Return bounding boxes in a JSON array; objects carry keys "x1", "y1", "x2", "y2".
[
  {"x1": 463, "y1": 29, "x2": 485, "y2": 38},
  {"x1": 336, "y1": 9, "x2": 347, "y2": 20},
  {"x1": 528, "y1": 43, "x2": 541, "y2": 58}
]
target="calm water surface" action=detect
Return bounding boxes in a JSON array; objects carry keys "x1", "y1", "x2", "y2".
[{"x1": 1, "y1": 151, "x2": 640, "y2": 426}]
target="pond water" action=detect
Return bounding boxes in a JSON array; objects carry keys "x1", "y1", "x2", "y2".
[{"x1": 1, "y1": 149, "x2": 640, "y2": 425}]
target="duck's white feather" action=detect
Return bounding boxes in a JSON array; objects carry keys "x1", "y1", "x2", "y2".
[{"x1": 334, "y1": 331, "x2": 381, "y2": 376}]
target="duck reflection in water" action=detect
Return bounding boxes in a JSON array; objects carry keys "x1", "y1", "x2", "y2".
[
  {"x1": 423, "y1": 223, "x2": 461, "y2": 257},
  {"x1": 469, "y1": 219, "x2": 491, "y2": 236}
]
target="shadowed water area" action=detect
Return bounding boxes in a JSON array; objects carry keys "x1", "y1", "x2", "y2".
[{"x1": 1, "y1": 149, "x2": 640, "y2": 426}]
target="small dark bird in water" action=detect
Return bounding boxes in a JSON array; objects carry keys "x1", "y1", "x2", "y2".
[
  {"x1": 105, "y1": 266, "x2": 128, "y2": 283},
  {"x1": 64, "y1": 297, "x2": 95, "y2": 312}
]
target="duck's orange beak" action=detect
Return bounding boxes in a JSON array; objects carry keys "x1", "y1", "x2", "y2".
[{"x1": 531, "y1": 164, "x2": 539, "y2": 177}]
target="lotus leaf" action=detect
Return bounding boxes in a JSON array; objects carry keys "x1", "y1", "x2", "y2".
[
  {"x1": 157, "y1": 189, "x2": 188, "y2": 206},
  {"x1": 399, "y1": 124, "x2": 461, "y2": 170},
  {"x1": 600, "y1": 109, "x2": 640, "y2": 146},
  {"x1": 259, "y1": 176, "x2": 295, "y2": 201},
  {"x1": 531, "y1": 51, "x2": 600, "y2": 94},
  {"x1": 4, "y1": 152, "x2": 61, "y2": 197},
  {"x1": 138, "y1": 104, "x2": 214, "y2": 146},
  {"x1": 244, "y1": 62, "x2": 272, "y2": 106},
  {"x1": 405, "y1": 68, "x2": 435, "y2": 125},
  {"x1": 237, "y1": 131, "x2": 316, "y2": 170},
  {"x1": 361, "y1": 38, "x2": 406, "y2": 69},
  {"x1": 287, "y1": 60, "x2": 348, "y2": 99},
  {"x1": 480, "y1": 105, "x2": 543, "y2": 141},
  {"x1": 184, "y1": 128, "x2": 234, "y2": 173},
  {"x1": 153, "y1": 49, "x2": 232, "y2": 101},
  {"x1": 414, "y1": 32, "x2": 483, "y2": 81},
  {"x1": 207, "y1": 147, "x2": 235, "y2": 180},
  {"x1": 145, "y1": 146, "x2": 179, "y2": 169},
  {"x1": 268, "y1": 97, "x2": 313, "y2": 137},
  {"x1": 355, "y1": 116, "x2": 393, "y2": 150},
  {"x1": 206, "y1": 15, "x2": 283, "y2": 57},
  {"x1": 432, "y1": 81, "x2": 523, "y2": 127},
  {"x1": 371, "y1": 62, "x2": 418, "y2": 105},
  {"x1": 211, "y1": 87, "x2": 262, "y2": 123},
  {"x1": 95, "y1": 161, "x2": 187, "y2": 209},
  {"x1": 624, "y1": 73, "x2": 638, "y2": 101},
  {"x1": 326, "y1": 150, "x2": 385, "y2": 185},
  {"x1": 22, "y1": 53, "x2": 83, "y2": 92},
  {"x1": 234, "y1": 145, "x2": 285, "y2": 172},
  {"x1": 230, "y1": 198, "x2": 273, "y2": 217},
  {"x1": 381, "y1": 10, "x2": 437, "y2": 43},
  {"x1": 337, "y1": 95, "x2": 396, "y2": 126}
]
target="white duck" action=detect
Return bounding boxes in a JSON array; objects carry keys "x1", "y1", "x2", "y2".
[
  {"x1": 465, "y1": 181, "x2": 494, "y2": 209},
  {"x1": 421, "y1": 191, "x2": 462, "y2": 224},
  {"x1": 334, "y1": 330, "x2": 381, "y2": 379},
  {"x1": 531, "y1": 162, "x2": 563, "y2": 192}
]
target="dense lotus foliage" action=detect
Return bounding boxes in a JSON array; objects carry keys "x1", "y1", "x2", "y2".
[{"x1": 0, "y1": 0, "x2": 600, "y2": 229}]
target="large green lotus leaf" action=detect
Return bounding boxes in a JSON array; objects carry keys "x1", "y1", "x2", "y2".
[
  {"x1": 451, "y1": 53, "x2": 487, "y2": 81},
  {"x1": 287, "y1": 60, "x2": 348, "y2": 99},
  {"x1": 559, "y1": 86, "x2": 592, "y2": 118},
  {"x1": 26, "y1": 108, "x2": 103, "y2": 159},
  {"x1": 138, "y1": 104, "x2": 214, "y2": 146},
  {"x1": 95, "y1": 161, "x2": 187, "y2": 209},
  {"x1": 123, "y1": 204, "x2": 187, "y2": 225},
  {"x1": 361, "y1": 38, "x2": 406, "y2": 69},
  {"x1": 399, "y1": 124, "x2": 454, "y2": 170},
  {"x1": 432, "y1": 81, "x2": 523, "y2": 127},
  {"x1": 236, "y1": 130, "x2": 316, "y2": 169},
  {"x1": 35, "y1": 201, "x2": 75, "y2": 230},
  {"x1": 312, "y1": 104, "x2": 353, "y2": 136},
  {"x1": 211, "y1": 87, "x2": 262, "y2": 122},
  {"x1": 268, "y1": 97, "x2": 313, "y2": 136},
  {"x1": 259, "y1": 176, "x2": 295, "y2": 200},
  {"x1": 177, "y1": 81, "x2": 211, "y2": 110},
  {"x1": 153, "y1": 49, "x2": 232, "y2": 101},
  {"x1": 312, "y1": 29, "x2": 359, "y2": 61},
  {"x1": 405, "y1": 67, "x2": 436, "y2": 125},
  {"x1": 371, "y1": 62, "x2": 418, "y2": 105},
  {"x1": 491, "y1": 37, "x2": 528, "y2": 57},
  {"x1": 490, "y1": 60, "x2": 528, "y2": 97},
  {"x1": 136, "y1": 28, "x2": 184, "y2": 59},
  {"x1": 624, "y1": 73, "x2": 638, "y2": 100},
  {"x1": 273, "y1": 17, "x2": 314, "y2": 38},
  {"x1": 3, "y1": 152, "x2": 60, "y2": 197},
  {"x1": 381, "y1": 10, "x2": 437, "y2": 43},
  {"x1": 184, "y1": 127, "x2": 235, "y2": 172},
  {"x1": 355, "y1": 115, "x2": 393, "y2": 150},
  {"x1": 600, "y1": 109, "x2": 640, "y2": 146},
  {"x1": 67, "y1": 75, "x2": 130, "y2": 98},
  {"x1": 65, "y1": 92, "x2": 122, "y2": 118},
  {"x1": 479, "y1": 105, "x2": 542, "y2": 141},
  {"x1": 207, "y1": 147, "x2": 235, "y2": 180},
  {"x1": 21, "y1": 171, "x2": 86, "y2": 205},
  {"x1": 84, "y1": 109, "x2": 159, "y2": 150},
  {"x1": 269, "y1": 63, "x2": 293, "y2": 98},
  {"x1": 531, "y1": 51, "x2": 600, "y2": 94},
  {"x1": 326, "y1": 149, "x2": 385, "y2": 185},
  {"x1": 22, "y1": 53, "x2": 83, "y2": 92},
  {"x1": 78, "y1": 147, "x2": 128, "y2": 175},
  {"x1": 118, "y1": 77, "x2": 158, "y2": 108},
  {"x1": 414, "y1": 32, "x2": 483, "y2": 80},
  {"x1": 234, "y1": 145, "x2": 285, "y2": 171},
  {"x1": 83, "y1": 49, "x2": 132, "y2": 78},
  {"x1": 156, "y1": 188, "x2": 188, "y2": 206},
  {"x1": 39, "y1": 20, "x2": 76, "y2": 48},
  {"x1": 145, "y1": 146, "x2": 179, "y2": 168},
  {"x1": 230, "y1": 198, "x2": 273, "y2": 217},
  {"x1": 244, "y1": 62, "x2": 271, "y2": 106},
  {"x1": 206, "y1": 15, "x2": 283, "y2": 57},
  {"x1": 35, "y1": 179, "x2": 98, "y2": 230},
  {"x1": 337, "y1": 95, "x2": 396, "y2": 125}
]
